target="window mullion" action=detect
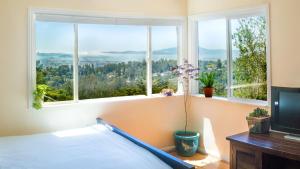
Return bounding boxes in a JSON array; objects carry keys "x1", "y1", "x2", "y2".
[
  {"x1": 192, "y1": 22, "x2": 199, "y2": 94},
  {"x1": 226, "y1": 18, "x2": 233, "y2": 98},
  {"x1": 146, "y1": 26, "x2": 152, "y2": 96},
  {"x1": 187, "y1": 20, "x2": 198, "y2": 94},
  {"x1": 73, "y1": 24, "x2": 79, "y2": 102},
  {"x1": 176, "y1": 26, "x2": 183, "y2": 94}
]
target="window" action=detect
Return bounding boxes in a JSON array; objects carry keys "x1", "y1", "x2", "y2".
[
  {"x1": 31, "y1": 10, "x2": 182, "y2": 104},
  {"x1": 231, "y1": 16, "x2": 267, "y2": 100},
  {"x1": 78, "y1": 24, "x2": 147, "y2": 99},
  {"x1": 35, "y1": 21, "x2": 74, "y2": 102},
  {"x1": 152, "y1": 26, "x2": 178, "y2": 94},
  {"x1": 198, "y1": 19, "x2": 227, "y2": 97},
  {"x1": 195, "y1": 8, "x2": 269, "y2": 101}
]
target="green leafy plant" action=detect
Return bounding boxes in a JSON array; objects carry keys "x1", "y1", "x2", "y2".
[
  {"x1": 32, "y1": 84, "x2": 48, "y2": 110},
  {"x1": 248, "y1": 108, "x2": 269, "y2": 118},
  {"x1": 197, "y1": 72, "x2": 216, "y2": 88}
]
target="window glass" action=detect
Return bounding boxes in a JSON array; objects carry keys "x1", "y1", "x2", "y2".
[
  {"x1": 78, "y1": 24, "x2": 147, "y2": 99},
  {"x1": 152, "y1": 26, "x2": 178, "y2": 94},
  {"x1": 198, "y1": 19, "x2": 228, "y2": 97},
  {"x1": 35, "y1": 21, "x2": 74, "y2": 102},
  {"x1": 231, "y1": 16, "x2": 267, "y2": 100}
]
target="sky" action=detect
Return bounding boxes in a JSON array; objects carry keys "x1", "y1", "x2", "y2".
[
  {"x1": 36, "y1": 20, "x2": 241, "y2": 54},
  {"x1": 36, "y1": 21, "x2": 74, "y2": 53},
  {"x1": 198, "y1": 19, "x2": 227, "y2": 50},
  {"x1": 198, "y1": 18, "x2": 243, "y2": 53},
  {"x1": 35, "y1": 21, "x2": 177, "y2": 54}
]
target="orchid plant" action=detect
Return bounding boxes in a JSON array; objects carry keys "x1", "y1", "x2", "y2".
[{"x1": 172, "y1": 59, "x2": 199, "y2": 132}]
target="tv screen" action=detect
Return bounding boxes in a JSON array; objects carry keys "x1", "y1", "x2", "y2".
[
  {"x1": 271, "y1": 87, "x2": 300, "y2": 135},
  {"x1": 278, "y1": 92, "x2": 300, "y2": 129}
]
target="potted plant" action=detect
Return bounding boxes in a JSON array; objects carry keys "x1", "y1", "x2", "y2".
[
  {"x1": 32, "y1": 84, "x2": 48, "y2": 110},
  {"x1": 161, "y1": 88, "x2": 175, "y2": 96},
  {"x1": 32, "y1": 84, "x2": 56, "y2": 110},
  {"x1": 246, "y1": 108, "x2": 270, "y2": 134},
  {"x1": 172, "y1": 60, "x2": 200, "y2": 157},
  {"x1": 196, "y1": 72, "x2": 215, "y2": 98}
]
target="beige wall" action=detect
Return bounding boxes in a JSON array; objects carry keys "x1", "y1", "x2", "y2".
[
  {"x1": 188, "y1": 0, "x2": 267, "y2": 15},
  {"x1": 188, "y1": 0, "x2": 300, "y2": 161},
  {"x1": 0, "y1": 0, "x2": 186, "y2": 148},
  {"x1": 190, "y1": 97, "x2": 266, "y2": 161}
]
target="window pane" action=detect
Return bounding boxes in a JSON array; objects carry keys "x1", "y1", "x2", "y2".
[
  {"x1": 198, "y1": 19, "x2": 227, "y2": 97},
  {"x1": 152, "y1": 26, "x2": 178, "y2": 94},
  {"x1": 231, "y1": 16, "x2": 267, "y2": 101},
  {"x1": 35, "y1": 21, "x2": 74, "y2": 102},
  {"x1": 78, "y1": 24, "x2": 147, "y2": 99}
]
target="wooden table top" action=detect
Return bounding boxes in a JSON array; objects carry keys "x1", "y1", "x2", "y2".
[{"x1": 226, "y1": 131, "x2": 300, "y2": 161}]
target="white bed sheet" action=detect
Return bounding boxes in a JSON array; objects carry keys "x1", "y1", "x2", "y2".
[{"x1": 0, "y1": 125, "x2": 172, "y2": 169}]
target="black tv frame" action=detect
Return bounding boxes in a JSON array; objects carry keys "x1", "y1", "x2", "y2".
[{"x1": 271, "y1": 86, "x2": 300, "y2": 135}]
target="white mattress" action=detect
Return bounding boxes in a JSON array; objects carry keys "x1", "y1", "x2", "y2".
[{"x1": 0, "y1": 125, "x2": 172, "y2": 169}]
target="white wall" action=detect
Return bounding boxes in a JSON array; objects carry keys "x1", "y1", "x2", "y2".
[{"x1": 0, "y1": 0, "x2": 187, "y2": 149}]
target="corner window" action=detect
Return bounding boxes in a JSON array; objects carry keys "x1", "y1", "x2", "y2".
[
  {"x1": 31, "y1": 10, "x2": 183, "y2": 105},
  {"x1": 196, "y1": 8, "x2": 269, "y2": 102}
]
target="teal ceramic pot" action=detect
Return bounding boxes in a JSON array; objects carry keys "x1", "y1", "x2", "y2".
[{"x1": 174, "y1": 131, "x2": 200, "y2": 157}]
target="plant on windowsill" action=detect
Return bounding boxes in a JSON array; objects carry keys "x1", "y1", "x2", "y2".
[
  {"x1": 246, "y1": 108, "x2": 270, "y2": 134},
  {"x1": 32, "y1": 84, "x2": 55, "y2": 110},
  {"x1": 172, "y1": 60, "x2": 200, "y2": 157},
  {"x1": 196, "y1": 72, "x2": 215, "y2": 98}
]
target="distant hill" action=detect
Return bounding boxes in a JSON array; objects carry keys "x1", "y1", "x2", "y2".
[
  {"x1": 103, "y1": 47, "x2": 177, "y2": 55},
  {"x1": 103, "y1": 51, "x2": 145, "y2": 54},
  {"x1": 199, "y1": 47, "x2": 226, "y2": 60},
  {"x1": 153, "y1": 47, "x2": 177, "y2": 55},
  {"x1": 199, "y1": 47, "x2": 239, "y2": 60},
  {"x1": 37, "y1": 47, "x2": 239, "y2": 67}
]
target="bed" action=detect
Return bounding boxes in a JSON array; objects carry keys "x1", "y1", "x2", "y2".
[{"x1": 0, "y1": 118, "x2": 194, "y2": 169}]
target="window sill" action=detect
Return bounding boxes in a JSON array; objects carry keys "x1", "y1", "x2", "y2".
[
  {"x1": 32, "y1": 93, "x2": 268, "y2": 110},
  {"x1": 192, "y1": 94, "x2": 269, "y2": 107},
  {"x1": 39, "y1": 93, "x2": 183, "y2": 109}
]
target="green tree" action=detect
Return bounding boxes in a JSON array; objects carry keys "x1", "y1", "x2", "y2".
[
  {"x1": 232, "y1": 16, "x2": 267, "y2": 100},
  {"x1": 36, "y1": 59, "x2": 178, "y2": 101}
]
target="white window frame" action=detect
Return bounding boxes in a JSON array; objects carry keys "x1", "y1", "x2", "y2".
[
  {"x1": 188, "y1": 5, "x2": 271, "y2": 106},
  {"x1": 28, "y1": 8, "x2": 186, "y2": 108}
]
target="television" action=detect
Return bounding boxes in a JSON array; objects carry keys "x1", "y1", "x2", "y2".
[{"x1": 271, "y1": 86, "x2": 300, "y2": 135}]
